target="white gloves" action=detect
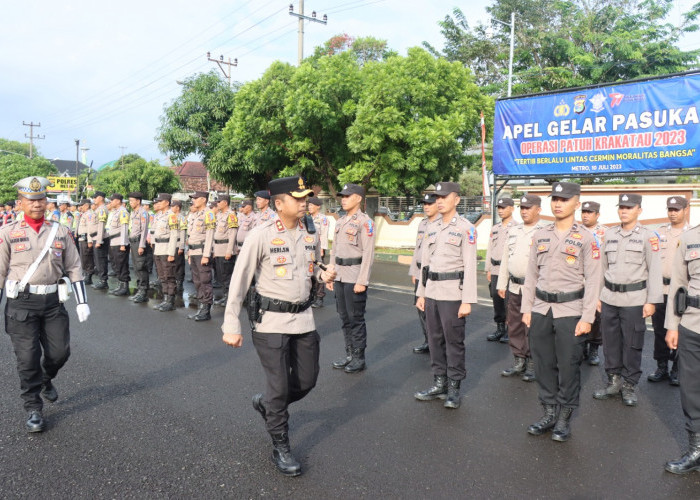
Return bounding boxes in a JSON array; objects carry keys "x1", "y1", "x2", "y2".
[{"x1": 76, "y1": 303, "x2": 91, "y2": 323}]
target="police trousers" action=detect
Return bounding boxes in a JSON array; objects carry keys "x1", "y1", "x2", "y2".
[
  {"x1": 490, "y1": 274, "x2": 506, "y2": 324},
  {"x1": 175, "y1": 252, "x2": 185, "y2": 282},
  {"x1": 214, "y1": 255, "x2": 235, "y2": 291},
  {"x1": 252, "y1": 330, "x2": 320, "y2": 435},
  {"x1": 79, "y1": 240, "x2": 95, "y2": 276},
  {"x1": 679, "y1": 326, "x2": 700, "y2": 433},
  {"x1": 601, "y1": 303, "x2": 646, "y2": 384},
  {"x1": 190, "y1": 255, "x2": 213, "y2": 304},
  {"x1": 530, "y1": 310, "x2": 585, "y2": 408},
  {"x1": 154, "y1": 254, "x2": 176, "y2": 295},
  {"x1": 651, "y1": 295, "x2": 675, "y2": 363},
  {"x1": 109, "y1": 244, "x2": 130, "y2": 283},
  {"x1": 506, "y1": 291, "x2": 529, "y2": 358},
  {"x1": 4, "y1": 293, "x2": 70, "y2": 411},
  {"x1": 93, "y1": 243, "x2": 109, "y2": 281},
  {"x1": 130, "y1": 243, "x2": 151, "y2": 290},
  {"x1": 425, "y1": 298, "x2": 466, "y2": 380},
  {"x1": 334, "y1": 282, "x2": 368, "y2": 349},
  {"x1": 587, "y1": 309, "x2": 602, "y2": 347},
  {"x1": 413, "y1": 281, "x2": 427, "y2": 341}
]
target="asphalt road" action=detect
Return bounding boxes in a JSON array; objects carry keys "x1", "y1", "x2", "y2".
[{"x1": 0, "y1": 262, "x2": 698, "y2": 499}]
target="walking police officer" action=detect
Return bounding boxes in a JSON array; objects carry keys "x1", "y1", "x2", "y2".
[
  {"x1": 0, "y1": 177, "x2": 90, "y2": 432},
  {"x1": 594, "y1": 193, "x2": 662, "y2": 407},
  {"x1": 329, "y1": 183, "x2": 375, "y2": 373},
  {"x1": 187, "y1": 191, "x2": 215, "y2": 321},
  {"x1": 213, "y1": 195, "x2": 238, "y2": 306},
  {"x1": 222, "y1": 175, "x2": 335, "y2": 476},
  {"x1": 486, "y1": 197, "x2": 515, "y2": 342},
  {"x1": 128, "y1": 192, "x2": 151, "y2": 303},
  {"x1": 107, "y1": 193, "x2": 131, "y2": 296},
  {"x1": 580, "y1": 201, "x2": 607, "y2": 366},
  {"x1": 415, "y1": 182, "x2": 477, "y2": 409},
  {"x1": 522, "y1": 182, "x2": 601, "y2": 441}
]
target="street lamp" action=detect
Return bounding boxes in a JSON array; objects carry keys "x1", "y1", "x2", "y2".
[{"x1": 491, "y1": 12, "x2": 515, "y2": 97}]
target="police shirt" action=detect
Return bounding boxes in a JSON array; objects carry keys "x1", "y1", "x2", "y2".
[
  {"x1": 408, "y1": 217, "x2": 430, "y2": 280},
  {"x1": 485, "y1": 220, "x2": 515, "y2": 277},
  {"x1": 213, "y1": 209, "x2": 238, "y2": 258},
  {"x1": 665, "y1": 226, "x2": 700, "y2": 333},
  {"x1": 252, "y1": 207, "x2": 277, "y2": 228},
  {"x1": 235, "y1": 212, "x2": 255, "y2": 254},
  {"x1": 312, "y1": 212, "x2": 329, "y2": 252},
  {"x1": 330, "y1": 211, "x2": 375, "y2": 286},
  {"x1": 221, "y1": 218, "x2": 322, "y2": 336},
  {"x1": 108, "y1": 205, "x2": 130, "y2": 247},
  {"x1": 187, "y1": 208, "x2": 216, "y2": 257},
  {"x1": 657, "y1": 223, "x2": 689, "y2": 296},
  {"x1": 496, "y1": 221, "x2": 544, "y2": 295},
  {"x1": 77, "y1": 209, "x2": 94, "y2": 241},
  {"x1": 91, "y1": 204, "x2": 109, "y2": 245},
  {"x1": 129, "y1": 206, "x2": 150, "y2": 249},
  {"x1": 152, "y1": 210, "x2": 179, "y2": 257}
]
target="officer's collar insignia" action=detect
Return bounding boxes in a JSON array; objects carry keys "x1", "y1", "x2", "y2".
[
  {"x1": 555, "y1": 184, "x2": 563, "y2": 192},
  {"x1": 275, "y1": 220, "x2": 284, "y2": 232}
]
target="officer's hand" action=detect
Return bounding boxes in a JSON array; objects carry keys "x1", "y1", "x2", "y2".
[
  {"x1": 575, "y1": 320, "x2": 591, "y2": 336},
  {"x1": 178, "y1": 249, "x2": 184, "y2": 255},
  {"x1": 458, "y1": 303, "x2": 471, "y2": 318},
  {"x1": 642, "y1": 303, "x2": 655, "y2": 318},
  {"x1": 138, "y1": 247, "x2": 144, "y2": 255},
  {"x1": 411, "y1": 276, "x2": 417, "y2": 285},
  {"x1": 416, "y1": 297, "x2": 425, "y2": 312},
  {"x1": 666, "y1": 329, "x2": 679, "y2": 350},
  {"x1": 486, "y1": 271, "x2": 491, "y2": 281},
  {"x1": 522, "y1": 312, "x2": 531, "y2": 328},
  {"x1": 188, "y1": 256, "x2": 191, "y2": 265},
  {"x1": 120, "y1": 245, "x2": 126, "y2": 252},
  {"x1": 225, "y1": 253, "x2": 232, "y2": 260},
  {"x1": 354, "y1": 284, "x2": 366, "y2": 294},
  {"x1": 202, "y1": 257, "x2": 209, "y2": 266},
  {"x1": 321, "y1": 269, "x2": 336, "y2": 283},
  {"x1": 596, "y1": 300, "x2": 602, "y2": 313},
  {"x1": 498, "y1": 289, "x2": 506, "y2": 299},
  {"x1": 88, "y1": 242, "x2": 93, "y2": 248},
  {"x1": 223, "y1": 332, "x2": 243, "y2": 348},
  {"x1": 168, "y1": 255, "x2": 175, "y2": 262},
  {"x1": 96, "y1": 243, "x2": 101, "y2": 248},
  {"x1": 76, "y1": 304, "x2": 90, "y2": 322},
  {"x1": 326, "y1": 281, "x2": 334, "y2": 291}
]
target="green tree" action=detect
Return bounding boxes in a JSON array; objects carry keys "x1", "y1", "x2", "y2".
[
  {"x1": 0, "y1": 138, "x2": 32, "y2": 157},
  {"x1": 0, "y1": 146, "x2": 57, "y2": 202},
  {"x1": 90, "y1": 154, "x2": 180, "y2": 200}
]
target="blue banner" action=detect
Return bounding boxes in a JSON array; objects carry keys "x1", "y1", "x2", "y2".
[{"x1": 493, "y1": 73, "x2": 700, "y2": 176}]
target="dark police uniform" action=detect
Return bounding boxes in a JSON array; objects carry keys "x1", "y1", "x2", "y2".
[
  {"x1": 222, "y1": 175, "x2": 332, "y2": 477},
  {"x1": 486, "y1": 197, "x2": 515, "y2": 342},
  {"x1": 580, "y1": 200, "x2": 606, "y2": 366},
  {"x1": 212, "y1": 195, "x2": 238, "y2": 306},
  {"x1": 128, "y1": 192, "x2": 151, "y2": 302},
  {"x1": 0, "y1": 176, "x2": 90, "y2": 432},
  {"x1": 187, "y1": 191, "x2": 215, "y2": 321},
  {"x1": 521, "y1": 182, "x2": 601, "y2": 441}
]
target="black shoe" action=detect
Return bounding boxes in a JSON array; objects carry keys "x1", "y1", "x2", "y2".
[
  {"x1": 501, "y1": 356, "x2": 526, "y2": 377},
  {"x1": 92, "y1": 280, "x2": 108, "y2": 290},
  {"x1": 552, "y1": 407, "x2": 573, "y2": 442},
  {"x1": 213, "y1": 294, "x2": 228, "y2": 307},
  {"x1": 593, "y1": 373, "x2": 623, "y2": 399},
  {"x1": 271, "y1": 433, "x2": 301, "y2": 476},
  {"x1": 499, "y1": 331, "x2": 509, "y2": 344},
  {"x1": 132, "y1": 289, "x2": 148, "y2": 303},
  {"x1": 648, "y1": 361, "x2": 669, "y2": 382},
  {"x1": 587, "y1": 345, "x2": 600, "y2": 366},
  {"x1": 85, "y1": 274, "x2": 93, "y2": 285},
  {"x1": 412, "y1": 342, "x2": 429, "y2": 354},
  {"x1": 252, "y1": 393, "x2": 267, "y2": 422},
  {"x1": 665, "y1": 431, "x2": 700, "y2": 474},
  {"x1": 527, "y1": 404, "x2": 559, "y2": 436},
  {"x1": 332, "y1": 346, "x2": 352, "y2": 369},
  {"x1": 521, "y1": 357, "x2": 536, "y2": 382},
  {"x1": 26, "y1": 411, "x2": 45, "y2": 433},
  {"x1": 670, "y1": 361, "x2": 680, "y2": 386},
  {"x1": 187, "y1": 304, "x2": 204, "y2": 320},
  {"x1": 344, "y1": 348, "x2": 366, "y2": 373},
  {"x1": 415, "y1": 375, "x2": 448, "y2": 401},
  {"x1": 444, "y1": 378, "x2": 461, "y2": 409},
  {"x1": 192, "y1": 303, "x2": 212, "y2": 321},
  {"x1": 487, "y1": 322, "x2": 506, "y2": 342},
  {"x1": 41, "y1": 382, "x2": 58, "y2": 402},
  {"x1": 158, "y1": 295, "x2": 176, "y2": 312},
  {"x1": 110, "y1": 281, "x2": 129, "y2": 296},
  {"x1": 621, "y1": 382, "x2": 638, "y2": 406},
  {"x1": 212, "y1": 279, "x2": 222, "y2": 289}
]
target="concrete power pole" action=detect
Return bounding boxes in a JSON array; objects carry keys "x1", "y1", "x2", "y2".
[
  {"x1": 23, "y1": 121, "x2": 45, "y2": 159},
  {"x1": 289, "y1": 1, "x2": 328, "y2": 65},
  {"x1": 119, "y1": 146, "x2": 127, "y2": 167},
  {"x1": 206, "y1": 52, "x2": 238, "y2": 87}
]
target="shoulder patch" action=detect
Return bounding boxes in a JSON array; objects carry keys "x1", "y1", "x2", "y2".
[
  {"x1": 119, "y1": 210, "x2": 130, "y2": 224},
  {"x1": 649, "y1": 235, "x2": 659, "y2": 252},
  {"x1": 468, "y1": 226, "x2": 476, "y2": 244},
  {"x1": 227, "y1": 212, "x2": 239, "y2": 228},
  {"x1": 365, "y1": 219, "x2": 374, "y2": 236}
]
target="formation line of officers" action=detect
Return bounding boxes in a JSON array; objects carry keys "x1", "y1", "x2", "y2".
[{"x1": 3, "y1": 174, "x2": 700, "y2": 478}]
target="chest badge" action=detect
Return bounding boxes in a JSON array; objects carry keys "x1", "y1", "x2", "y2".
[
  {"x1": 275, "y1": 266, "x2": 287, "y2": 277},
  {"x1": 271, "y1": 238, "x2": 285, "y2": 246},
  {"x1": 566, "y1": 255, "x2": 576, "y2": 265}
]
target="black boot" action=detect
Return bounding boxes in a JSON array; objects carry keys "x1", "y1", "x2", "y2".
[
  {"x1": 26, "y1": 410, "x2": 45, "y2": 433},
  {"x1": 332, "y1": 345, "x2": 352, "y2": 369},
  {"x1": 85, "y1": 274, "x2": 93, "y2": 285},
  {"x1": 621, "y1": 381, "x2": 638, "y2": 406},
  {"x1": 213, "y1": 293, "x2": 228, "y2": 306},
  {"x1": 527, "y1": 404, "x2": 559, "y2": 435},
  {"x1": 552, "y1": 407, "x2": 574, "y2": 442},
  {"x1": 665, "y1": 431, "x2": 700, "y2": 474},
  {"x1": 501, "y1": 356, "x2": 526, "y2": 377},
  {"x1": 499, "y1": 326, "x2": 509, "y2": 344},
  {"x1": 110, "y1": 281, "x2": 129, "y2": 296},
  {"x1": 159, "y1": 294, "x2": 176, "y2": 312},
  {"x1": 593, "y1": 373, "x2": 623, "y2": 399},
  {"x1": 193, "y1": 303, "x2": 212, "y2": 321},
  {"x1": 92, "y1": 279, "x2": 108, "y2": 290},
  {"x1": 412, "y1": 341, "x2": 429, "y2": 354},
  {"x1": 252, "y1": 393, "x2": 267, "y2": 422},
  {"x1": 521, "y1": 357, "x2": 536, "y2": 382},
  {"x1": 587, "y1": 344, "x2": 600, "y2": 366},
  {"x1": 344, "y1": 348, "x2": 366, "y2": 373},
  {"x1": 187, "y1": 304, "x2": 204, "y2": 320},
  {"x1": 648, "y1": 360, "x2": 669, "y2": 382},
  {"x1": 270, "y1": 432, "x2": 301, "y2": 476},
  {"x1": 132, "y1": 288, "x2": 148, "y2": 303},
  {"x1": 444, "y1": 378, "x2": 461, "y2": 409},
  {"x1": 487, "y1": 322, "x2": 506, "y2": 342},
  {"x1": 670, "y1": 360, "x2": 680, "y2": 386},
  {"x1": 41, "y1": 381, "x2": 58, "y2": 402},
  {"x1": 414, "y1": 375, "x2": 448, "y2": 401}
]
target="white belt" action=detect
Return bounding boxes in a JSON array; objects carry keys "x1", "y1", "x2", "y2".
[{"x1": 28, "y1": 284, "x2": 58, "y2": 294}]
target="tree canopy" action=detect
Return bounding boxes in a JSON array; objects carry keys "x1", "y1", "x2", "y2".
[
  {"x1": 88, "y1": 154, "x2": 180, "y2": 200},
  {"x1": 0, "y1": 139, "x2": 57, "y2": 202}
]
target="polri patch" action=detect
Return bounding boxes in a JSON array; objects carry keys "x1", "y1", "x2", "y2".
[
  {"x1": 276, "y1": 256, "x2": 287, "y2": 264},
  {"x1": 271, "y1": 238, "x2": 285, "y2": 246},
  {"x1": 304, "y1": 236, "x2": 314, "y2": 243},
  {"x1": 566, "y1": 255, "x2": 576, "y2": 265},
  {"x1": 14, "y1": 243, "x2": 27, "y2": 252},
  {"x1": 649, "y1": 236, "x2": 659, "y2": 252},
  {"x1": 275, "y1": 266, "x2": 287, "y2": 277}
]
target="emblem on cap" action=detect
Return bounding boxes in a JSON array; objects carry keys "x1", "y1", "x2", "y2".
[
  {"x1": 343, "y1": 184, "x2": 348, "y2": 190},
  {"x1": 521, "y1": 197, "x2": 527, "y2": 203},
  {"x1": 555, "y1": 184, "x2": 563, "y2": 192},
  {"x1": 583, "y1": 203, "x2": 589, "y2": 208},
  {"x1": 424, "y1": 194, "x2": 429, "y2": 200},
  {"x1": 29, "y1": 178, "x2": 41, "y2": 191},
  {"x1": 622, "y1": 195, "x2": 628, "y2": 201},
  {"x1": 670, "y1": 198, "x2": 676, "y2": 203},
  {"x1": 436, "y1": 183, "x2": 442, "y2": 190},
  {"x1": 298, "y1": 178, "x2": 305, "y2": 189}
]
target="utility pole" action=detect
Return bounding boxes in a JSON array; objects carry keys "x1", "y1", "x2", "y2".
[
  {"x1": 119, "y1": 146, "x2": 127, "y2": 167},
  {"x1": 75, "y1": 139, "x2": 80, "y2": 200},
  {"x1": 289, "y1": 1, "x2": 328, "y2": 65},
  {"x1": 206, "y1": 52, "x2": 238, "y2": 87},
  {"x1": 23, "y1": 121, "x2": 45, "y2": 159}
]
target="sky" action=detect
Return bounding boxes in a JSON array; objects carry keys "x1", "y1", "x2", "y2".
[{"x1": 1, "y1": 0, "x2": 698, "y2": 170}]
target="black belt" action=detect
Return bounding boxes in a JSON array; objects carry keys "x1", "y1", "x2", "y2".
[
  {"x1": 189, "y1": 243, "x2": 204, "y2": 250},
  {"x1": 604, "y1": 279, "x2": 647, "y2": 293},
  {"x1": 663, "y1": 277, "x2": 671, "y2": 286},
  {"x1": 78, "y1": 235, "x2": 87, "y2": 241},
  {"x1": 214, "y1": 239, "x2": 228, "y2": 244},
  {"x1": 336, "y1": 257, "x2": 362, "y2": 266},
  {"x1": 510, "y1": 275, "x2": 525, "y2": 285},
  {"x1": 427, "y1": 271, "x2": 464, "y2": 281},
  {"x1": 155, "y1": 238, "x2": 171, "y2": 243},
  {"x1": 129, "y1": 236, "x2": 141, "y2": 243},
  {"x1": 417, "y1": 263, "x2": 422, "y2": 270},
  {"x1": 535, "y1": 288, "x2": 585, "y2": 303},
  {"x1": 259, "y1": 294, "x2": 313, "y2": 314},
  {"x1": 89, "y1": 232, "x2": 97, "y2": 237},
  {"x1": 236, "y1": 241, "x2": 244, "y2": 246},
  {"x1": 687, "y1": 295, "x2": 700, "y2": 308},
  {"x1": 491, "y1": 258, "x2": 501, "y2": 266}
]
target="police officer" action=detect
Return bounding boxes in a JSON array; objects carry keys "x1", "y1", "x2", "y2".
[
  {"x1": 580, "y1": 201, "x2": 607, "y2": 366},
  {"x1": 308, "y1": 196, "x2": 329, "y2": 308},
  {"x1": 89, "y1": 191, "x2": 110, "y2": 289},
  {"x1": 0, "y1": 176, "x2": 90, "y2": 432},
  {"x1": 497, "y1": 194, "x2": 543, "y2": 381},
  {"x1": 151, "y1": 193, "x2": 180, "y2": 312},
  {"x1": 1, "y1": 200, "x2": 16, "y2": 225},
  {"x1": 171, "y1": 200, "x2": 187, "y2": 292},
  {"x1": 486, "y1": 197, "x2": 516, "y2": 342},
  {"x1": 649, "y1": 196, "x2": 689, "y2": 385},
  {"x1": 107, "y1": 193, "x2": 131, "y2": 296},
  {"x1": 57, "y1": 196, "x2": 74, "y2": 235},
  {"x1": 128, "y1": 192, "x2": 151, "y2": 303},
  {"x1": 522, "y1": 182, "x2": 601, "y2": 441},
  {"x1": 76, "y1": 198, "x2": 94, "y2": 284},
  {"x1": 252, "y1": 190, "x2": 276, "y2": 227},
  {"x1": 408, "y1": 193, "x2": 439, "y2": 353},
  {"x1": 187, "y1": 191, "x2": 216, "y2": 321},
  {"x1": 663, "y1": 223, "x2": 700, "y2": 474},
  {"x1": 328, "y1": 183, "x2": 375, "y2": 373},
  {"x1": 222, "y1": 175, "x2": 335, "y2": 476},
  {"x1": 594, "y1": 193, "x2": 662, "y2": 407},
  {"x1": 414, "y1": 182, "x2": 477, "y2": 409},
  {"x1": 235, "y1": 200, "x2": 255, "y2": 253},
  {"x1": 212, "y1": 195, "x2": 238, "y2": 306}
]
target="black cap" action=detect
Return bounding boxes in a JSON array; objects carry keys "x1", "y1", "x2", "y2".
[
  {"x1": 618, "y1": 193, "x2": 642, "y2": 208},
  {"x1": 94, "y1": 191, "x2": 106, "y2": 198},
  {"x1": 155, "y1": 193, "x2": 172, "y2": 203},
  {"x1": 78, "y1": 198, "x2": 91, "y2": 206},
  {"x1": 171, "y1": 200, "x2": 182, "y2": 208},
  {"x1": 434, "y1": 182, "x2": 460, "y2": 196},
  {"x1": 189, "y1": 191, "x2": 209, "y2": 200},
  {"x1": 4, "y1": 200, "x2": 15, "y2": 207},
  {"x1": 128, "y1": 191, "x2": 143, "y2": 200},
  {"x1": 421, "y1": 193, "x2": 437, "y2": 204},
  {"x1": 111, "y1": 193, "x2": 123, "y2": 201},
  {"x1": 268, "y1": 176, "x2": 314, "y2": 198},
  {"x1": 254, "y1": 190, "x2": 270, "y2": 200},
  {"x1": 667, "y1": 196, "x2": 688, "y2": 209},
  {"x1": 217, "y1": 194, "x2": 230, "y2": 203},
  {"x1": 497, "y1": 197, "x2": 514, "y2": 208},
  {"x1": 519, "y1": 194, "x2": 541, "y2": 208},
  {"x1": 308, "y1": 196, "x2": 322, "y2": 206},
  {"x1": 581, "y1": 201, "x2": 600, "y2": 212},
  {"x1": 550, "y1": 182, "x2": 580, "y2": 199},
  {"x1": 338, "y1": 183, "x2": 365, "y2": 197},
  {"x1": 240, "y1": 200, "x2": 253, "y2": 208}
]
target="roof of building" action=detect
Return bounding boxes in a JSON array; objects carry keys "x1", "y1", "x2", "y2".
[{"x1": 50, "y1": 159, "x2": 91, "y2": 176}]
